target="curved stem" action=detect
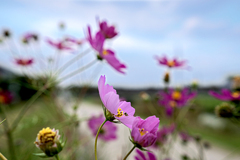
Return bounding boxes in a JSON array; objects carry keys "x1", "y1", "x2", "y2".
[
  {"x1": 58, "y1": 59, "x2": 97, "y2": 83},
  {"x1": 94, "y1": 119, "x2": 107, "y2": 160},
  {"x1": 0, "y1": 153, "x2": 7, "y2": 160},
  {"x1": 55, "y1": 154, "x2": 60, "y2": 160},
  {"x1": 123, "y1": 146, "x2": 136, "y2": 160},
  {"x1": 56, "y1": 48, "x2": 91, "y2": 75}
]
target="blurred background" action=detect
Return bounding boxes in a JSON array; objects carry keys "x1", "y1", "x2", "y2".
[{"x1": 0, "y1": 0, "x2": 240, "y2": 160}]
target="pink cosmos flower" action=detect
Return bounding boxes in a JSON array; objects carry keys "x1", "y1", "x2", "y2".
[
  {"x1": 87, "y1": 26, "x2": 126, "y2": 74},
  {"x1": 99, "y1": 20, "x2": 118, "y2": 39},
  {"x1": 15, "y1": 58, "x2": 34, "y2": 66},
  {"x1": 0, "y1": 90, "x2": 13, "y2": 104},
  {"x1": 22, "y1": 33, "x2": 38, "y2": 43},
  {"x1": 155, "y1": 55, "x2": 186, "y2": 68},
  {"x1": 88, "y1": 114, "x2": 117, "y2": 141},
  {"x1": 179, "y1": 132, "x2": 192, "y2": 143},
  {"x1": 46, "y1": 38, "x2": 73, "y2": 51},
  {"x1": 131, "y1": 116, "x2": 160, "y2": 148},
  {"x1": 158, "y1": 88, "x2": 196, "y2": 116},
  {"x1": 135, "y1": 149, "x2": 157, "y2": 160},
  {"x1": 65, "y1": 37, "x2": 85, "y2": 45},
  {"x1": 98, "y1": 75, "x2": 135, "y2": 129},
  {"x1": 153, "y1": 124, "x2": 175, "y2": 148},
  {"x1": 209, "y1": 89, "x2": 240, "y2": 101}
]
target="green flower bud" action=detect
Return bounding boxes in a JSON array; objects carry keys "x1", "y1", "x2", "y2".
[{"x1": 215, "y1": 102, "x2": 234, "y2": 118}]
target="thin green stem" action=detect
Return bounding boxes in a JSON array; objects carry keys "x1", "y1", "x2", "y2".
[
  {"x1": 56, "y1": 48, "x2": 91, "y2": 75},
  {"x1": 123, "y1": 146, "x2": 136, "y2": 160},
  {"x1": 55, "y1": 154, "x2": 60, "y2": 160},
  {"x1": 0, "y1": 153, "x2": 7, "y2": 160},
  {"x1": 58, "y1": 59, "x2": 97, "y2": 83},
  {"x1": 95, "y1": 119, "x2": 107, "y2": 160},
  {"x1": 11, "y1": 84, "x2": 48, "y2": 132},
  {"x1": 0, "y1": 105, "x2": 17, "y2": 160}
]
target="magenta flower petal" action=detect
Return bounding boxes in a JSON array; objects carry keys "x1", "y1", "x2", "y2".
[
  {"x1": 209, "y1": 89, "x2": 240, "y2": 101},
  {"x1": 135, "y1": 149, "x2": 157, "y2": 160},
  {"x1": 98, "y1": 75, "x2": 116, "y2": 104},
  {"x1": 135, "y1": 149, "x2": 147, "y2": 160},
  {"x1": 15, "y1": 58, "x2": 34, "y2": 66},
  {"x1": 99, "y1": 20, "x2": 118, "y2": 39},
  {"x1": 147, "y1": 152, "x2": 157, "y2": 160},
  {"x1": 98, "y1": 75, "x2": 135, "y2": 129},
  {"x1": 101, "y1": 49, "x2": 126, "y2": 74},
  {"x1": 155, "y1": 55, "x2": 186, "y2": 68}
]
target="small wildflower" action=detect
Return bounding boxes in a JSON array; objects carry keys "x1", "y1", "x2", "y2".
[
  {"x1": 88, "y1": 114, "x2": 117, "y2": 141},
  {"x1": 139, "y1": 92, "x2": 150, "y2": 101},
  {"x1": 87, "y1": 26, "x2": 126, "y2": 74},
  {"x1": 134, "y1": 149, "x2": 157, "y2": 160},
  {"x1": 22, "y1": 33, "x2": 38, "y2": 44},
  {"x1": 65, "y1": 37, "x2": 85, "y2": 45},
  {"x1": 158, "y1": 88, "x2": 196, "y2": 116},
  {"x1": 155, "y1": 55, "x2": 186, "y2": 68},
  {"x1": 98, "y1": 19, "x2": 118, "y2": 39},
  {"x1": 15, "y1": 58, "x2": 34, "y2": 66},
  {"x1": 0, "y1": 89, "x2": 13, "y2": 104},
  {"x1": 98, "y1": 75, "x2": 135, "y2": 128},
  {"x1": 34, "y1": 127, "x2": 64, "y2": 157},
  {"x1": 130, "y1": 116, "x2": 160, "y2": 148},
  {"x1": 46, "y1": 38, "x2": 73, "y2": 51},
  {"x1": 153, "y1": 124, "x2": 175, "y2": 148},
  {"x1": 179, "y1": 132, "x2": 192, "y2": 144},
  {"x1": 215, "y1": 102, "x2": 234, "y2": 118},
  {"x1": 209, "y1": 89, "x2": 240, "y2": 101}
]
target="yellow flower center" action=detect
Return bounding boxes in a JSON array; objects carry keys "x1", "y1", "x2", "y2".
[
  {"x1": 139, "y1": 128, "x2": 148, "y2": 136},
  {"x1": 169, "y1": 101, "x2": 177, "y2": 108},
  {"x1": 116, "y1": 108, "x2": 124, "y2": 117},
  {"x1": 37, "y1": 127, "x2": 57, "y2": 145},
  {"x1": 232, "y1": 92, "x2": 240, "y2": 98},
  {"x1": 102, "y1": 50, "x2": 108, "y2": 56},
  {"x1": 167, "y1": 60, "x2": 175, "y2": 67},
  {"x1": 171, "y1": 91, "x2": 181, "y2": 100},
  {"x1": 0, "y1": 95, "x2": 5, "y2": 103}
]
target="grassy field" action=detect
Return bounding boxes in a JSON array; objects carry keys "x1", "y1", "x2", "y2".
[{"x1": 0, "y1": 92, "x2": 240, "y2": 160}]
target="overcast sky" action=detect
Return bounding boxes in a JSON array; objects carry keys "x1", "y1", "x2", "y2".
[{"x1": 1, "y1": 0, "x2": 240, "y2": 88}]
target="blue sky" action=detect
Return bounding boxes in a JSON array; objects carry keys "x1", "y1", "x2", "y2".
[{"x1": 1, "y1": 0, "x2": 240, "y2": 88}]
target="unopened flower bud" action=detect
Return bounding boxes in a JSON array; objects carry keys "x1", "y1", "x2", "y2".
[
  {"x1": 34, "y1": 127, "x2": 65, "y2": 157},
  {"x1": 163, "y1": 72, "x2": 170, "y2": 84},
  {"x1": 2, "y1": 29, "x2": 11, "y2": 38},
  {"x1": 215, "y1": 102, "x2": 234, "y2": 118}
]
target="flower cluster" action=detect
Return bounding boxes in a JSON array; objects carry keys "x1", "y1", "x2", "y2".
[
  {"x1": 87, "y1": 20, "x2": 126, "y2": 74},
  {"x1": 96, "y1": 75, "x2": 160, "y2": 159}
]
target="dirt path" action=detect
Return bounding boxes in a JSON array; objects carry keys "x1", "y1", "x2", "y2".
[{"x1": 66, "y1": 101, "x2": 240, "y2": 160}]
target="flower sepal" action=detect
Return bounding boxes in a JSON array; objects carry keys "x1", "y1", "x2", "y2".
[
  {"x1": 129, "y1": 137, "x2": 151, "y2": 152},
  {"x1": 103, "y1": 107, "x2": 115, "y2": 121}
]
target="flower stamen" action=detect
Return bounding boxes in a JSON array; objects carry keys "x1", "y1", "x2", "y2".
[
  {"x1": 139, "y1": 128, "x2": 148, "y2": 136},
  {"x1": 232, "y1": 91, "x2": 240, "y2": 98},
  {"x1": 171, "y1": 91, "x2": 181, "y2": 100}
]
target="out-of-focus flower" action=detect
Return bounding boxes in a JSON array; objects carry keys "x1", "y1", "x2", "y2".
[
  {"x1": 87, "y1": 26, "x2": 126, "y2": 74},
  {"x1": 215, "y1": 102, "x2": 234, "y2": 118},
  {"x1": 0, "y1": 89, "x2": 13, "y2": 104},
  {"x1": 59, "y1": 22, "x2": 65, "y2": 30},
  {"x1": 98, "y1": 20, "x2": 118, "y2": 39},
  {"x1": 88, "y1": 114, "x2": 117, "y2": 141},
  {"x1": 98, "y1": 75, "x2": 135, "y2": 129},
  {"x1": 153, "y1": 124, "x2": 175, "y2": 148},
  {"x1": 134, "y1": 149, "x2": 157, "y2": 160},
  {"x1": 231, "y1": 76, "x2": 240, "y2": 89},
  {"x1": 65, "y1": 37, "x2": 85, "y2": 45},
  {"x1": 34, "y1": 127, "x2": 64, "y2": 157},
  {"x1": 15, "y1": 58, "x2": 34, "y2": 66},
  {"x1": 46, "y1": 38, "x2": 73, "y2": 51},
  {"x1": 179, "y1": 132, "x2": 192, "y2": 144},
  {"x1": 209, "y1": 89, "x2": 240, "y2": 101},
  {"x1": 131, "y1": 116, "x2": 159, "y2": 148},
  {"x1": 139, "y1": 92, "x2": 150, "y2": 101},
  {"x1": 158, "y1": 88, "x2": 196, "y2": 116},
  {"x1": 22, "y1": 33, "x2": 38, "y2": 43},
  {"x1": 155, "y1": 55, "x2": 186, "y2": 68}
]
